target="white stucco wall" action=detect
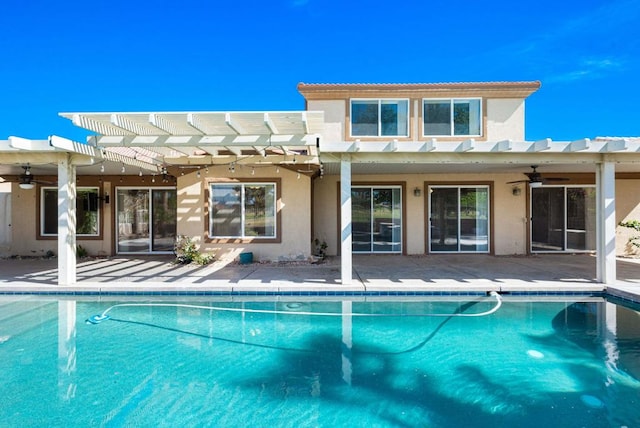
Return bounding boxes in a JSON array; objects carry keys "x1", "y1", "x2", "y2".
[{"x1": 485, "y1": 99, "x2": 526, "y2": 141}]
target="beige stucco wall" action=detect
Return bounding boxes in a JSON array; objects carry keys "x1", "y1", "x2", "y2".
[
  {"x1": 485, "y1": 99, "x2": 526, "y2": 141},
  {"x1": 178, "y1": 166, "x2": 313, "y2": 262},
  {"x1": 616, "y1": 179, "x2": 640, "y2": 256},
  {"x1": 8, "y1": 181, "x2": 113, "y2": 258},
  {"x1": 0, "y1": 182, "x2": 11, "y2": 256},
  {"x1": 313, "y1": 172, "x2": 529, "y2": 256},
  {"x1": 308, "y1": 98, "x2": 526, "y2": 142},
  {"x1": 308, "y1": 100, "x2": 345, "y2": 142}
]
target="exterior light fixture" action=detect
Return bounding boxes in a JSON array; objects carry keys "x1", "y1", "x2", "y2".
[
  {"x1": 512, "y1": 186, "x2": 522, "y2": 196},
  {"x1": 413, "y1": 187, "x2": 422, "y2": 197},
  {"x1": 19, "y1": 182, "x2": 34, "y2": 190}
]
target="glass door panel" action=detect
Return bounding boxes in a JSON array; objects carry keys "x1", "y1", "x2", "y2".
[
  {"x1": 352, "y1": 188, "x2": 372, "y2": 252},
  {"x1": 372, "y1": 188, "x2": 402, "y2": 252},
  {"x1": 117, "y1": 189, "x2": 150, "y2": 253},
  {"x1": 566, "y1": 188, "x2": 596, "y2": 251},
  {"x1": 531, "y1": 187, "x2": 565, "y2": 251},
  {"x1": 152, "y1": 189, "x2": 177, "y2": 251},
  {"x1": 430, "y1": 188, "x2": 459, "y2": 252},
  {"x1": 460, "y1": 188, "x2": 489, "y2": 251}
]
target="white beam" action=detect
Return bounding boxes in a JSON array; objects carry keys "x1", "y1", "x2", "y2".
[
  {"x1": 149, "y1": 113, "x2": 177, "y2": 135},
  {"x1": 596, "y1": 161, "x2": 616, "y2": 284},
  {"x1": 9, "y1": 136, "x2": 54, "y2": 151},
  {"x1": 340, "y1": 154, "x2": 352, "y2": 285},
  {"x1": 264, "y1": 113, "x2": 279, "y2": 134},
  {"x1": 605, "y1": 139, "x2": 627, "y2": 152},
  {"x1": 186, "y1": 113, "x2": 208, "y2": 134},
  {"x1": 225, "y1": 113, "x2": 246, "y2": 135},
  {"x1": 568, "y1": 138, "x2": 590, "y2": 152},
  {"x1": 493, "y1": 140, "x2": 512, "y2": 152},
  {"x1": 420, "y1": 139, "x2": 436, "y2": 152},
  {"x1": 532, "y1": 138, "x2": 551, "y2": 152},
  {"x1": 57, "y1": 154, "x2": 76, "y2": 285},
  {"x1": 301, "y1": 112, "x2": 309, "y2": 134},
  {"x1": 457, "y1": 139, "x2": 474, "y2": 152}
]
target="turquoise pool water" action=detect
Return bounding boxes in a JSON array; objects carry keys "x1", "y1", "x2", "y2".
[{"x1": 1, "y1": 295, "x2": 639, "y2": 427}]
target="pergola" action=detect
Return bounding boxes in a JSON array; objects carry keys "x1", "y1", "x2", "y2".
[{"x1": 1, "y1": 111, "x2": 324, "y2": 285}]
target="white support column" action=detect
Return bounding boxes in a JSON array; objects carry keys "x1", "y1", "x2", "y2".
[
  {"x1": 596, "y1": 161, "x2": 616, "y2": 284},
  {"x1": 340, "y1": 154, "x2": 352, "y2": 285},
  {"x1": 58, "y1": 155, "x2": 77, "y2": 285}
]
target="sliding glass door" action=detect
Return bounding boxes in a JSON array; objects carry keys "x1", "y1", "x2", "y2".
[
  {"x1": 117, "y1": 188, "x2": 177, "y2": 253},
  {"x1": 352, "y1": 186, "x2": 402, "y2": 253},
  {"x1": 429, "y1": 186, "x2": 489, "y2": 252},
  {"x1": 531, "y1": 186, "x2": 595, "y2": 252}
]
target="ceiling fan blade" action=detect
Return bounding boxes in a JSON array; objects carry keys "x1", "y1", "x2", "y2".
[{"x1": 506, "y1": 179, "x2": 529, "y2": 184}]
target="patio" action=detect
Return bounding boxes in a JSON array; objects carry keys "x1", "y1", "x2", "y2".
[{"x1": 1, "y1": 254, "x2": 640, "y2": 299}]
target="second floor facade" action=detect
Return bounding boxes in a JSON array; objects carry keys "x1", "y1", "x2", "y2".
[{"x1": 297, "y1": 81, "x2": 541, "y2": 144}]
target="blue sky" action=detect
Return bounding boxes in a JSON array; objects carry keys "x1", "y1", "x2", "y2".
[{"x1": 1, "y1": 0, "x2": 639, "y2": 142}]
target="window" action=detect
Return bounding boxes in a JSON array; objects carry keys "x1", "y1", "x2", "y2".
[
  {"x1": 351, "y1": 99, "x2": 409, "y2": 137},
  {"x1": 41, "y1": 187, "x2": 99, "y2": 236},
  {"x1": 210, "y1": 183, "x2": 276, "y2": 238},
  {"x1": 423, "y1": 98, "x2": 481, "y2": 136},
  {"x1": 351, "y1": 186, "x2": 402, "y2": 253}
]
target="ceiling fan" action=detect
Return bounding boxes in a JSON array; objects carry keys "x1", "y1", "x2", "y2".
[
  {"x1": 507, "y1": 165, "x2": 569, "y2": 188},
  {"x1": 3, "y1": 165, "x2": 55, "y2": 190}
]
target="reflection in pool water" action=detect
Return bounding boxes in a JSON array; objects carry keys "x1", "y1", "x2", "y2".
[{"x1": 0, "y1": 296, "x2": 639, "y2": 427}]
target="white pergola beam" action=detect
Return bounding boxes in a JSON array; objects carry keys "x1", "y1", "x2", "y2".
[
  {"x1": 225, "y1": 113, "x2": 246, "y2": 135},
  {"x1": 264, "y1": 113, "x2": 279, "y2": 134},
  {"x1": 532, "y1": 138, "x2": 551, "y2": 152},
  {"x1": 568, "y1": 138, "x2": 590, "y2": 152},
  {"x1": 457, "y1": 139, "x2": 474, "y2": 152}
]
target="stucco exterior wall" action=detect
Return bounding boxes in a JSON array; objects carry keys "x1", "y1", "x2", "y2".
[
  {"x1": 616, "y1": 179, "x2": 640, "y2": 256},
  {"x1": 485, "y1": 99, "x2": 526, "y2": 141},
  {"x1": 307, "y1": 100, "x2": 344, "y2": 142},
  {"x1": 308, "y1": 97, "x2": 526, "y2": 142},
  {"x1": 313, "y1": 172, "x2": 529, "y2": 256},
  {"x1": 179, "y1": 166, "x2": 313, "y2": 262},
  {"x1": 0, "y1": 182, "x2": 11, "y2": 256}
]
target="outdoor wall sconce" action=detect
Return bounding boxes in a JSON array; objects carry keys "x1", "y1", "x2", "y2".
[
  {"x1": 97, "y1": 193, "x2": 110, "y2": 204},
  {"x1": 414, "y1": 187, "x2": 422, "y2": 197},
  {"x1": 512, "y1": 186, "x2": 522, "y2": 196}
]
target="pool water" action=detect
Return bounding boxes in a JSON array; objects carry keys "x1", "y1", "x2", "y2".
[{"x1": 1, "y1": 296, "x2": 639, "y2": 427}]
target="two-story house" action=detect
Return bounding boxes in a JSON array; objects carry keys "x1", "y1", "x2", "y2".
[{"x1": 1, "y1": 80, "x2": 639, "y2": 285}]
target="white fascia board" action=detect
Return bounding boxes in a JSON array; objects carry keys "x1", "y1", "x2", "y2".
[{"x1": 9, "y1": 136, "x2": 56, "y2": 151}]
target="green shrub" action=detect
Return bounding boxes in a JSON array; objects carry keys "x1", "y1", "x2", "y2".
[{"x1": 174, "y1": 235, "x2": 214, "y2": 265}]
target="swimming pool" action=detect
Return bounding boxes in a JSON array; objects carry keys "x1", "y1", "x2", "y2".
[{"x1": 1, "y1": 295, "x2": 639, "y2": 427}]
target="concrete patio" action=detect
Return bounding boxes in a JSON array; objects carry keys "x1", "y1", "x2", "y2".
[{"x1": 1, "y1": 254, "x2": 639, "y2": 301}]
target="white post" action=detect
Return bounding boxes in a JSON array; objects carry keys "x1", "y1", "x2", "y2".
[
  {"x1": 58, "y1": 155, "x2": 76, "y2": 285},
  {"x1": 596, "y1": 161, "x2": 616, "y2": 284},
  {"x1": 340, "y1": 154, "x2": 352, "y2": 285}
]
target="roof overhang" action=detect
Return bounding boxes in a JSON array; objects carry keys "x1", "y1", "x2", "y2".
[{"x1": 298, "y1": 81, "x2": 542, "y2": 100}]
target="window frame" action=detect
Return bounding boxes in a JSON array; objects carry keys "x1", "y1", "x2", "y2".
[
  {"x1": 349, "y1": 98, "x2": 410, "y2": 138},
  {"x1": 39, "y1": 186, "x2": 102, "y2": 239},
  {"x1": 206, "y1": 179, "x2": 281, "y2": 243},
  {"x1": 422, "y1": 97, "x2": 483, "y2": 137}
]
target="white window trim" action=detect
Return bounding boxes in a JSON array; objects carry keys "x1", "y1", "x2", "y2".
[
  {"x1": 41, "y1": 186, "x2": 100, "y2": 237},
  {"x1": 350, "y1": 98, "x2": 410, "y2": 138},
  {"x1": 209, "y1": 182, "x2": 277, "y2": 239},
  {"x1": 422, "y1": 97, "x2": 483, "y2": 137}
]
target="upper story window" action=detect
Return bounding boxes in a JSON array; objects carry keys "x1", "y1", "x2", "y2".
[
  {"x1": 210, "y1": 182, "x2": 276, "y2": 239},
  {"x1": 351, "y1": 99, "x2": 409, "y2": 137},
  {"x1": 423, "y1": 98, "x2": 481, "y2": 137},
  {"x1": 41, "y1": 187, "x2": 100, "y2": 236}
]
